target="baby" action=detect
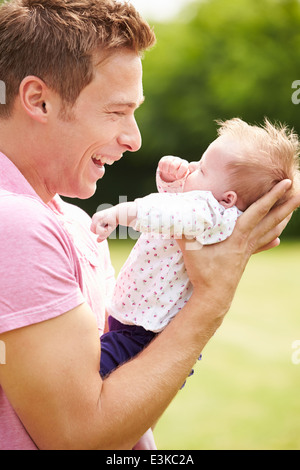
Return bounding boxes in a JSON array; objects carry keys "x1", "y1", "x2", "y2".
[{"x1": 91, "y1": 118, "x2": 300, "y2": 379}]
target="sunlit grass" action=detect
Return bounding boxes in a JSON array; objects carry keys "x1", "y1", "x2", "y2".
[{"x1": 108, "y1": 239, "x2": 300, "y2": 450}]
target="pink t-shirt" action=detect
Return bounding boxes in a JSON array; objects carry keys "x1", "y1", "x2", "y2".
[{"x1": 0, "y1": 153, "x2": 115, "y2": 450}]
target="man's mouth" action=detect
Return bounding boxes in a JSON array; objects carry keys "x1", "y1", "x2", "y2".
[{"x1": 92, "y1": 154, "x2": 116, "y2": 168}]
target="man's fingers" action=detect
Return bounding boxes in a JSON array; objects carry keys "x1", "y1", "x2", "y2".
[
  {"x1": 253, "y1": 214, "x2": 291, "y2": 253},
  {"x1": 254, "y1": 238, "x2": 281, "y2": 254},
  {"x1": 253, "y1": 190, "x2": 300, "y2": 243},
  {"x1": 237, "y1": 179, "x2": 293, "y2": 236},
  {"x1": 251, "y1": 190, "x2": 300, "y2": 253},
  {"x1": 254, "y1": 211, "x2": 292, "y2": 242}
]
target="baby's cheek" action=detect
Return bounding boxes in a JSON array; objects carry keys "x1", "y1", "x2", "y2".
[{"x1": 184, "y1": 173, "x2": 199, "y2": 192}]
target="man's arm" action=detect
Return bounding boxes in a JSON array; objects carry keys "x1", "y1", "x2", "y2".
[
  {"x1": 0, "y1": 180, "x2": 299, "y2": 450},
  {"x1": 0, "y1": 299, "x2": 218, "y2": 450}
]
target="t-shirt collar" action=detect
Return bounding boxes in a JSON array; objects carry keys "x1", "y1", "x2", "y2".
[{"x1": 0, "y1": 151, "x2": 43, "y2": 199}]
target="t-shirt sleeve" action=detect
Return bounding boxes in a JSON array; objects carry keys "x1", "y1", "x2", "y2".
[{"x1": 0, "y1": 195, "x2": 85, "y2": 334}]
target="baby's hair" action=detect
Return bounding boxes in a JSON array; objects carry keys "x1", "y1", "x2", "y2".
[{"x1": 216, "y1": 118, "x2": 300, "y2": 209}]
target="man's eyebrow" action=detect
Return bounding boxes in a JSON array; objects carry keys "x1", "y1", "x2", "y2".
[{"x1": 107, "y1": 96, "x2": 145, "y2": 109}]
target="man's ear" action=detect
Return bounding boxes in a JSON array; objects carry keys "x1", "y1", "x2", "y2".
[
  {"x1": 19, "y1": 76, "x2": 51, "y2": 123},
  {"x1": 220, "y1": 190, "x2": 237, "y2": 208}
]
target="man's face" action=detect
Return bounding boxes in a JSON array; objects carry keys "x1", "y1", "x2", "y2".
[{"x1": 45, "y1": 49, "x2": 144, "y2": 200}]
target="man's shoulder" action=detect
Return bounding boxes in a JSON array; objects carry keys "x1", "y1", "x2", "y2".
[
  {"x1": 0, "y1": 190, "x2": 48, "y2": 209},
  {"x1": 0, "y1": 191, "x2": 64, "y2": 235},
  {"x1": 0, "y1": 191, "x2": 80, "y2": 272}
]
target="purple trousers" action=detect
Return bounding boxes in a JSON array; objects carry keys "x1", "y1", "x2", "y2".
[
  {"x1": 100, "y1": 316, "x2": 201, "y2": 388},
  {"x1": 100, "y1": 316, "x2": 157, "y2": 378}
]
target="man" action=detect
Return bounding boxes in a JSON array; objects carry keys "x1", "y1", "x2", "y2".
[{"x1": 0, "y1": 0, "x2": 298, "y2": 450}]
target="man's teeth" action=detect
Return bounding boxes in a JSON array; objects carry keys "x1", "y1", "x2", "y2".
[{"x1": 92, "y1": 154, "x2": 115, "y2": 166}]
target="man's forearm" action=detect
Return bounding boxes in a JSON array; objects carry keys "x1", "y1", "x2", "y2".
[
  {"x1": 0, "y1": 293, "x2": 222, "y2": 451},
  {"x1": 95, "y1": 290, "x2": 224, "y2": 449}
]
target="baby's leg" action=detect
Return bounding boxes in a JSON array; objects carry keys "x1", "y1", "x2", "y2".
[{"x1": 100, "y1": 316, "x2": 156, "y2": 378}]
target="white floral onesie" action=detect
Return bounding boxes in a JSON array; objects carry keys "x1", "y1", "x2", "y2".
[{"x1": 107, "y1": 169, "x2": 242, "y2": 333}]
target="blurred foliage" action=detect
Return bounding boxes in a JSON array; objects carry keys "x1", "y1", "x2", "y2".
[{"x1": 68, "y1": 0, "x2": 300, "y2": 238}]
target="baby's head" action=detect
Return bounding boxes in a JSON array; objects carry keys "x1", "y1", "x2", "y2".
[{"x1": 184, "y1": 118, "x2": 300, "y2": 211}]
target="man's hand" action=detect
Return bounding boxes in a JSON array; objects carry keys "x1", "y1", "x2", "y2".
[
  {"x1": 158, "y1": 155, "x2": 189, "y2": 183},
  {"x1": 177, "y1": 179, "x2": 300, "y2": 322}
]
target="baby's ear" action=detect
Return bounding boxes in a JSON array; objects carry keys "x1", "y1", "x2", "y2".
[{"x1": 220, "y1": 191, "x2": 237, "y2": 208}]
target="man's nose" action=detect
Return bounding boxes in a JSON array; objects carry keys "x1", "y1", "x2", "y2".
[{"x1": 118, "y1": 117, "x2": 142, "y2": 153}]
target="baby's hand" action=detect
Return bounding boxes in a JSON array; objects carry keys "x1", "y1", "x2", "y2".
[
  {"x1": 158, "y1": 155, "x2": 189, "y2": 183},
  {"x1": 91, "y1": 207, "x2": 119, "y2": 242}
]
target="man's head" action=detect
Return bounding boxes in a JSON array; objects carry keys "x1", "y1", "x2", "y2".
[
  {"x1": 0, "y1": 0, "x2": 155, "y2": 118},
  {"x1": 0, "y1": 0, "x2": 155, "y2": 202}
]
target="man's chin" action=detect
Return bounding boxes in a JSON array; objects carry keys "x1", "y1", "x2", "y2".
[
  {"x1": 78, "y1": 185, "x2": 98, "y2": 200},
  {"x1": 61, "y1": 183, "x2": 98, "y2": 200}
]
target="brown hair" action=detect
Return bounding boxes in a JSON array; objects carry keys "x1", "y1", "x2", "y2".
[
  {"x1": 217, "y1": 118, "x2": 300, "y2": 209},
  {"x1": 0, "y1": 0, "x2": 156, "y2": 118}
]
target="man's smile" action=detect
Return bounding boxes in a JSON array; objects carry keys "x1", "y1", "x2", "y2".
[{"x1": 91, "y1": 154, "x2": 123, "y2": 168}]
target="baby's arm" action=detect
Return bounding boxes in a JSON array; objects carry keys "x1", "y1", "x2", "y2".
[
  {"x1": 91, "y1": 202, "x2": 137, "y2": 242},
  {"x1": 92, "y1": 156, "x2": 190, "y2": 242}
]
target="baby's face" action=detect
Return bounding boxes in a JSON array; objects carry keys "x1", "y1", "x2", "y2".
[{"x1": 184, "y1": 136, "x2": 238, "y2": 202}]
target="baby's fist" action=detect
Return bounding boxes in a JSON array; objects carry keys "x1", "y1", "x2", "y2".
[
  {"x1": 158, "y1": 156, "x2": 189, "y2": 183},
  {"x1": 91, "y1": 207, "x2": 118, "y2": 242}
]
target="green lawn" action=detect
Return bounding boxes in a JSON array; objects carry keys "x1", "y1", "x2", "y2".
[{"x1": 108, "y1": 239, "x2": 300, "y2": 450}]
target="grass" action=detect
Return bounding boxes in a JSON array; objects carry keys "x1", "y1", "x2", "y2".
[{"x1": 108, "y1": 239, "x2": 300, "y2": 450}]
